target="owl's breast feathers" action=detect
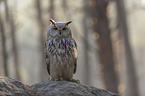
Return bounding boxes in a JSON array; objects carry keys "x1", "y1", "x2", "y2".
[
  {"x1": 46, "y1": 38, "x2": 77, "y2": 56},
  {"x1": 45, "y1": 38, "x2": 77, "y2": 75}
]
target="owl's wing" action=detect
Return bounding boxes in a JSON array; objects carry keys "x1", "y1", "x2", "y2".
[
  {"x1": 73, "y1": 40, "x2": 77, "y2": 74},
  {"x1": 45, "y1": 42, "x2": 50, "y2": 75},
  {"x1": 74, "y1": 58, "x2": 77, "y2": 74}
]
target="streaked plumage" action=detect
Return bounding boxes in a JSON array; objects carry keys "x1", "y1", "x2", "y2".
[{"x1": 45, "y1": 19, "x2": 78, "y2": 82}]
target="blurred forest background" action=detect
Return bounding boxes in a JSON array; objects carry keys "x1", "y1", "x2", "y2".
[{"x1": 0, "y1": 0, "x2": 145, "y2": 96}]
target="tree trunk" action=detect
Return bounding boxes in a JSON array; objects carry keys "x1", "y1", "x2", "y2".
[
  {"x1": 4, "y1": 0, "x2": 21, "y2": 80},
  {"x1": 115, "y1": 0, "x2": 139, "y2": 96},
  {"x1": 62, "y1": 0, "x2": 67, "y2": 12},
  {"x1": 2, "y1": 0, "x2": 10, "y2": 76},
  {"x1": 82, "y1": 0, "x2": 90, "y2": 85},
  {"x1": 0, "y1": 15, "x2": 8, "y2": 76},
  {"x1": 10, "y1": 15, "x2": 21, "y2": 80},
  {"x1": 36, "y1": 0, "x2": 47, "y2": 80},
  {"x1": 91, "y1": 0, "x2": 119, "y2": 93},
  {"x1": 4, "y1": 0, "x2": 9, "y2": 21},
  {"x1": 49, "y1": 0, "x2": 54, "y2": 19}
]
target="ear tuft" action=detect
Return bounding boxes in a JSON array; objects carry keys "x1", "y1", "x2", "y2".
[
  {"x1": 49, "y1": 19, "x2": 56, "y2": 25},
  {"x1": 65, "y1": 21, "x2": 72, "y2": 26}
]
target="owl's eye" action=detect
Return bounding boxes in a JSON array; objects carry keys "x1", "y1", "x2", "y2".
[
  {"x1": 53, "y1": 27, "x2": 58, "y2": 30},
  {"x1": 62, "y1": 27, "x2": 66, "y2": 31}
]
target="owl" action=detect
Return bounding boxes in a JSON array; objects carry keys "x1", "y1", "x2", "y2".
[{"x1": 45, "y1": 19, "x2": 78, "y2": 82}]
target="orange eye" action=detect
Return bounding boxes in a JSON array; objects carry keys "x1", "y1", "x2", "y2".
[
  {"x1": 62, "y1": 27, "x2": 66, "y2": 31},
  {"x1": 53, "y1": 27, "x2": 58, "y2": 30}
]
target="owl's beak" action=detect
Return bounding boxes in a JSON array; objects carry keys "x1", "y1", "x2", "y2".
[{"x1": 59, "y1": 30, "x2": 62, "y2": 35}]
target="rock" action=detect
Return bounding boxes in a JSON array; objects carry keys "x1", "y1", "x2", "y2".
[
  {"x1": 30, "y1": 80, "x2": 120, "y2": 96},
  {"x1": 0, "y1": 77, "x2": 39, "y2": 96},
  {"x1": 0, "y1": 77, "x2": 119, "y2": 96}
]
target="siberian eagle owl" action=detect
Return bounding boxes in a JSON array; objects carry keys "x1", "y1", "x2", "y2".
[{"x1": 45, "y1": 19, "x2": 78, "y2": 82}]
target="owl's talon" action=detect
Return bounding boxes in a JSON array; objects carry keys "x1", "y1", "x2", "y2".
[
  {"x1": 54, "y1": 79, "x2": 59, "y2": 81},
  {"x1": 71, "y1": 79, "x2": 80, "y2": 83}
]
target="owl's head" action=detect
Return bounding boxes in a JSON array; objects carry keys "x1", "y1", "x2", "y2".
[{"x1": 47, "y1": 19, "x2": 72, "y2": 39}]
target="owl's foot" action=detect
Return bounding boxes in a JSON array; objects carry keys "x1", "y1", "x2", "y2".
[
  {"x1": 49, "y1": 77, "x2": 63, "y2": 81},
  {"x1": 48, "y1": 77, "x2": 51, "y2": 80},
  {"x1": 54, "y1": 77, "x2": 63, "y2": 81},
  {"x1": 71, "y1": 78, "x2": 80, "y2": 83},
  {"x1": 49, "y1": 77, "x2": 80, "y2": 83}
]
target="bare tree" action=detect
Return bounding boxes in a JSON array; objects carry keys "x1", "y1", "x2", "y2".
[
  {"x1": 49, "y1": 0, "x2": 54, "y2": 19},
  {"x1": 62, "y1": 0, "x2": 67, "y2": 12},
  {"x1": 4, "y1": 0, "x2": 9, "y2": 21},
  {"x1": 115, "y1": 0, "x2": 139, "y2": 96},
  {"x1": 3, "y1": 0, "x2": 21, "y2": 80},
  {"x1": 2, "y1": 0, "x2": 10, "y2": 77},
  {"x1": 35, "y1": 0, "x2": 47, "y2": 80},
  {"x1": 91, "y1": 0, "x2": 119, "y2": 93},
  {"x1": 10, "y1": 14, "x2": 21, "y2": 80},
  {"x1": 82, "y1": 0, "x2": 90, "y2": 85},
  {"x1": 0, "y1": 14, "x2": 9, "y2": 76}
]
